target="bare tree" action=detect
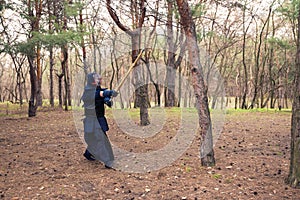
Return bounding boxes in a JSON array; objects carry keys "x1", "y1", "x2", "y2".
[
  {"x1": 164, "y1": 0, "x2": 186, "y2": 107},
  {"x1": 249, "y1": 3, "x2": 274, "y2": 109},
  {"x1": 106, "y1": 0, "x2": 150, "y2": 126},
  {"x1": 240, "y1": 1, "x2": 254, "y2": 109},
  {"x1": 1, "y1": 13, "x2": 27, "y2": 105},
  {"x1": 176, "y1": 0, "x2": 215, "y2": 166}
]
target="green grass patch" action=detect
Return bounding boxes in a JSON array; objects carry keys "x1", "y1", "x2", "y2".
[
  {"x1": 0, "y1": 101, "x2": 25, "y2": 110},
  {"x1": 212, "y1": 174, "x2": 222, "y2": 179},
  {"x1": 225, "y1": 108, "x2": 292, "y2": 115},
  {"x1": 185, "y1": 166, "x2": 192, "y2": 172}
]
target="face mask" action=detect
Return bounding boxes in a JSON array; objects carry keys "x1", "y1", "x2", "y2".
[{"x1": 93, "y1": 73, "x2": 101, "y2": 85}]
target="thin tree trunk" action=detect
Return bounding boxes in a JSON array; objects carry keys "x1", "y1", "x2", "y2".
[
  {"x1": 143, "y1": 47, "x2": 160, "y2": 107},
  {"x1": 57, "y1": 73, "x2": 64, "y2": 108},
  {"x1": 48, "y1": 0, "x2": 54, "y2": 107},
  {"x1": 80, "y1": 7, "x2": 88, "y2": 75},
  {"x1": 165, "y1": 0, "x2": 176, "y2": 107},
  {"x1": 241, "y1": 2, "x2": 254, "y2": 109},
  {"x1": 34, "y1": 0, "x2": 43, "y2": 107},
  {"x1": 178, "y1": 64, "x2": 182, "y2": 107},
  {"x1": 28, "y1": 56, "x2": 38, "y2": 117},
  {"x1": 250, "y1": 6, "x2": 272, "y2": 109},
  {"x1": 66, "y1": 60, "x2": 71, "y2": 107},
  {"x1": 110, "y1": 49, "x2": 116, "y2": 90},
  {"x1": 176, "y1": 0, "x2": 215, "y2": 166},
  {"x1": 27, "y1": 0, "x2": 42, "y2": 117},
  {"x1": 61, "y1": 46, "x2": 69, "y2": 110},
  {"x1": 62, "y1": 2, "x2": 71, "y2": 110},
  {"x1": 49, "y1": 48, "x2": 54, "y2": 107},
  {"x1": 268, "y1": 16, "x2": 275, "y2": 109},
  {"x1": 36, "y1": 44, "x2": 43, "y2": 107}
]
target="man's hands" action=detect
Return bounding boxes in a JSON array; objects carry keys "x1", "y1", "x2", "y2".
[
  {"x1": 111, "y1": 90, "x2": 119, "y2": 97},
  {"x1": 102, "y1": 89, "x2": 119, "y2": 98},
  {"x1": 101, "y1": 90, "x2": 118, "y2": 108},
  {"x1": 104, "y1": 97, "x2": 113, "y2": 107}
]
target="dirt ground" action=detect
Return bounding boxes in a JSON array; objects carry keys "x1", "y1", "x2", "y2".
[{"x1": 0, "y1": 106, "x2": 299, "y2": 200}]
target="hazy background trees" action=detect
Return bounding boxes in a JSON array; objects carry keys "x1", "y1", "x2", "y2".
[{"x1": 0, "y1": 0, "x2": 296, "y2": 112}]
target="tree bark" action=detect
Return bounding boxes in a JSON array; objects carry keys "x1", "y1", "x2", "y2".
[
  {"x1": 79, "y1": 6, "x2": 88, "y2": 75},
  {"x1": 176, "y1": 0, "x2": 215, "y2": 166},
  {"x1": 287, "y1": 5, "x2": 300, "y2": 188},
  {"x1": 62, "y1": 1, "x2": 71, "y2": 110},
  {"x1": 132, "y1": 35, "x2": 150, "y2": 125},
  {"x1": 48, "y1": 0, "x2": 54, "y2": 107},
  {"x1": 61, "y1": 44, "x2": 70, "y2": 110},
  {"x1": 49, "y1": 47, "x2": 54, "y2": 107},
  {"x1": 35, "y1": 0, "x2": 43, "y2": 107},
  {"x1": 165, "y1": 0, "x2": 176, "y2": 107},
  {"x1": 27, "y1": 0, "x2": 43, "y2": 117},
  {"x1": 241, "y1": 26, "x2": 248, "y2": 108},
  {"x1": 57, "y1": 73, "x2": 64, "y2": 108},
  {"x1": 28, "y1": 55, "x2": 38, "y2": 117}
]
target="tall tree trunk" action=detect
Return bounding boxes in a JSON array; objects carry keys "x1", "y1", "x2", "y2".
[
  {"x1": 176, "y1": 0, "x2": 215, "y2": 166},
  {"x1": 61, "y1": 45, "x2": 70, "y2": 110},
  {"x1": 132, "y1": 35, "x2": 150, "y2": 125},
  {"x1": 80, "y1": 7, "x2": 88, "y2": 75},
  {"x1": 165, "y1": 0, "x2": 186, "y2": 107},
  {"x1": 144, "y1": 48, "x2": 160, "y2": 107},
  {"x1": 36, "y1": 44, "x2": 43, "y2": 107},
  {"x1": 284, "y1": 49, "x2": 289, "y2": 109},
  {"x1": 62, "y1": 2, "x2": 71, "y2": 110},
  {"x1": 165, "y1": 0, "x2": 176, "y2": 107},
  {"x1": 288, "y1": 5, "x2": 300, "y2": 188},
  {"x1": 49, "y1": 48, "x2": 54, "y2": 107},
  {"x1": 151, "y1": 47, "x2": 161, "y2": 106},
  {"x1": 48, "y1": 0, "x2": 54, "y2": 107},
  {"x1": 28, "y1": 55, "x2": 38, "y2": 117},
  {"x1": 110, "y1": 48, "x2": 116, "y2": 90},
  {"x1": 35, "y1": 0, "x2": 43, "y2": 107},
  {"x1": 27, "y1": 0, "x2": 42, "y2": 117},
  {"x1": 66, "y1": 57, "x2": 71, "y2": 107},
  {"x1": 288, "y1": 51, "x2": 300, "y2": 188},
  {"x1": 241, "y1": 2, "x2": 254, "y2": 109},
  {"x1": 146, "y1": 1, "x2": 161, "y2": 107},
  {"x1": 178, "y1": 63, "x2": 182, "y2": 107},
  {"x1": 57, "y1": 73, "x2": 64, "y2": 108}
]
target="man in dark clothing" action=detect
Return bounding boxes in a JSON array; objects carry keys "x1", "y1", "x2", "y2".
[{"x1": 81, "y1": 72, "x2": 118, "y2": 168}]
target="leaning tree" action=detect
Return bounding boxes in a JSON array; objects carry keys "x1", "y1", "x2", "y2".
[
  {"x1": 175, "y1": 0, "x2": 215, "y2": 166},
  {"x1": 106, "y1": 0, "x2": 150, "y2": 126}
]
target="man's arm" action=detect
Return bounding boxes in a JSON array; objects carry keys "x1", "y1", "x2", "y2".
[{"x1": 100, "y1": 89, "x2": 119, "y2": 98}]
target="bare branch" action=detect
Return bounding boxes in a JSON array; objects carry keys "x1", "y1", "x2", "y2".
[{"x1": 106, "y1": 0, "x2": 132, "y2": 35}]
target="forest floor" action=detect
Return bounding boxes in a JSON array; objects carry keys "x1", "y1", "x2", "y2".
[{"x1": 0, "y1": 104, "x2": 299, "y2": 200}]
